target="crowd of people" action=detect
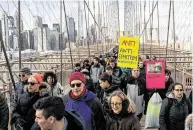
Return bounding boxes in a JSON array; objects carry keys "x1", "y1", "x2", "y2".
[{"x1": 0, "y1": 48, "x2": 192, "y2": 130}]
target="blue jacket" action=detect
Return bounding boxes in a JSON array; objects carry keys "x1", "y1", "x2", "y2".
[{"x1": 62, "y1": 90, "x2": 106, "y2": 130}]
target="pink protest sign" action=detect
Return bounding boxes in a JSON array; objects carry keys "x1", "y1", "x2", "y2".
[{"x1": 145, "y1": 60, "x2": 165, "y2": 89}]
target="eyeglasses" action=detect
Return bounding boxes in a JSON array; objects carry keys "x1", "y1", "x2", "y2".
[
  {"x1": 174, "y1": 89, "x2": 183, "y2": 92},
  {"x1": 28, "y1": 82, "x2": 38, "y2": 86},
  {"x1": 110, "y1": 102, "x2": 122, "y2": 107},
  {"x1": 70, "y1": 83, "x2": 82, "y2": 88},
  {"x1": 19, "y1": 74, "x2": 26, "y2": 77}
]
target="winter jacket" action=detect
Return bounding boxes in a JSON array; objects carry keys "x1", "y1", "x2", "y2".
[
  {"x1": 112, "y1": 66, "x2": 122, "y2": 80},
  {"x1": 62, "y1": 90, "x2": 106, "y2": 130},
  {"x1": 11, "y1": 83, "x2": 51, "y2": 130},
  {"x1": 14, "y1": 81, "x2": 28, "y2": 100},
  {"x1": 106, "y1": 100, "x2": 141, "y2": 130},
  {"x1": 159, "y1": 92, "x2": 192, "y2": 130},
  {"x1": 0, "y1": 92, "x2": 9, "y2": 130},
  {"x1": 101, "y1": 85, "x2": 121, "y2": 114},
  {"x1": 120, "y1": 69, "x2": 131, "y2": 94},
  {"x1": 106, "y1": 113, "x2": 141, "y2": 130},
  {"x1": 90, "y1": 64, "x2": 104, "y2": 83},
  {"x1": 126, "y1": 76, "x2": 146, "y2": 115},
  {"x1": 11, "y1": 92, "x2": 40, "y2": 130},
  {"x1": 50, "y1": 82, "x2": 63, "y2": 96},
  {"x1": 139, "y1": 67, "x2": 146, "y2": 79},
  {"x1": 85, "y1": 76, "x2": 96, "y2": 93}
]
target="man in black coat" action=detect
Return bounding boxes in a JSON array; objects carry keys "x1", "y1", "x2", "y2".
[
  {"x1": 0, "y1": 92, "x2": 9, "y2": 130},
  {"x1": 33, "y1": 96, "x2": 85, "y2": 130}
]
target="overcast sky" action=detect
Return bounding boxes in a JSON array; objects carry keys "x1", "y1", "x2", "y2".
[{"x1": 0, "y1": 0, "x2": 192, "y2": 46}]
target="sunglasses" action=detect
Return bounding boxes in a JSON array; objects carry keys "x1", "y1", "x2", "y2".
[
  {"x1": 19, "y1": 74, "x2": 26, "y2": 77},
  {"x1": 28, "y1": 82, "x2": 38, "y2": 86},
  {"x1": 70, "y1": 83, "x2": 82, "y2": 88},
  {"x1": 174, "y1": 89, "x2": 183, "y2": 92}
]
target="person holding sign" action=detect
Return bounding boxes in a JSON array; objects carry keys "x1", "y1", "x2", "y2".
[{"x1": 126, "y1": 67, "x2": 146, "y2": 121}]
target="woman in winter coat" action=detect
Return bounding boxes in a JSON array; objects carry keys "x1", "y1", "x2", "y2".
[
  {"x1": 43, "y1": 71, "x2": 63, "y2": 96},
  {"x1": 159, "y1": 83, "x2": 192, "y2": 130},
  {"x1": 106, "y1": 91, "x2": 141, "y2": 130}
]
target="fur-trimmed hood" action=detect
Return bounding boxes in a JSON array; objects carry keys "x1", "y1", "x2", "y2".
[{"x1": 39, "y1": 82, "x2": 51, "y2": 97}]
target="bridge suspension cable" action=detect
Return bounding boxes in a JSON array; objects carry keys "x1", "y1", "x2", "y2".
[{"x1": 63, "y1": 0, "x2": 73, "y2": 70}]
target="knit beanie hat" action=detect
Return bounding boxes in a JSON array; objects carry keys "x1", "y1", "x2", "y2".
[
  {"x1": 32, "y1": 74, "x2": 43, "y2": 84},
  {"x1": 20, "y1": 67, "x2": 32, "y2": 75},
  {"x1": 69, "y1": 72, "x2": 85, "y2": 84}
]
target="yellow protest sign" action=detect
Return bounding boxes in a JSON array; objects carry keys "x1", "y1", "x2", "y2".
[{"x1": 117, "y1": 36, "x2": 139, "y2": 68}]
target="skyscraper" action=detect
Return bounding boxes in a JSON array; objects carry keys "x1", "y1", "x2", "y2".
[
  {"x1": 33, "y1": 27, "x2": 42, "y2": 51},
  {"x1": 14, "y1": 11, "x2": 24, "y2": 32},
  {"x1": 1, "y1": 11, "x2": 9, "y2": 50},
  {"x1": 68, "y1": 17, "x2": 75, "y2": 42},
  {"x1": 42, "y1": 24, "x2": 50, "y2": 51},
  {"x1": 33, "y1": 16, "x2": 43, "y2": 28}
]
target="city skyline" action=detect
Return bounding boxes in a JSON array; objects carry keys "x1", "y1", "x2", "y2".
[{"x1": 0, "y1": 1, "x2": 192, "y2": 49}]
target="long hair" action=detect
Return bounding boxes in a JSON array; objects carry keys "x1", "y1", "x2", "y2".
[{"x1": 43, "y1": 71, "x2": 58, "y2": 86}]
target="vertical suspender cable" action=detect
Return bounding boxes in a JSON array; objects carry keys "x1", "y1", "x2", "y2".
[
  {"x1": 63, "y1": 1, "x2": 73, "y2": 70},
  {"x1": 143, "y1": 1, "x2": 146, "y2": 54},
  {"x1": 60, "y1": 1, "x2": 63, "y2": 85},
  {"x1": 77, "y1": 1, "x2": 80, "y2": 60},
  {"x1": 149, "y1": 1, "x2": 153, "y2": 59},
  {"x1": 165, "y1": 1, "x2": 172, "y2": 62},
  {"x1": 157, "y1": 1, "x2": 160, "y2": 59},
  {"x1": 18, "y1": 0, "x2": 21, "y2": 69},
  {"x1": 93, "y1": 0, "x2": 98, "y2": 51},
  {"x1": 117, "y1": 0, "x2": 120, "y2": 42},
  {"x1": 139, "y1": 1, "x2": 142, "y2": 36},
  {"x1": 172, "y1": 1, "x2": 176, "y2": 82},
  {"x1": 84, "y1": 1, "x2": 91, "y2": 57}
]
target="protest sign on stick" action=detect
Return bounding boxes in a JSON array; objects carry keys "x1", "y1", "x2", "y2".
[
  {"x1": 145, "y1": 60, "x2": 165, "y2": 89},
  {"x1": 117, "y1": 36, "x2": 139, "y2": 68}
]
